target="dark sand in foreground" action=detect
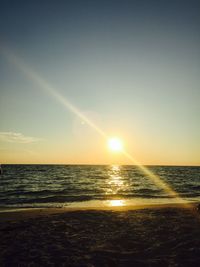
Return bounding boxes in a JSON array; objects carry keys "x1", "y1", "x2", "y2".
[{"x1": 0, "y1": 204, "x2": 200, "y2": 267}]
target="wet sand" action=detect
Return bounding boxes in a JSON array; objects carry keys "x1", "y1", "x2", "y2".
[{"x1": 0, "y1": 204, "x2": 200, "y2": 266}]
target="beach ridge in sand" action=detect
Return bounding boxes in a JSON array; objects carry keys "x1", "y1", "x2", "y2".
[{"x1": 0, "y1": 202, "x2": 199, "y2": 221}]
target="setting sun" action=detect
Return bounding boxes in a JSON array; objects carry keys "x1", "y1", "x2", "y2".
[{"x1": 108, "y1": 137, "x2": 123, "y2": 152}]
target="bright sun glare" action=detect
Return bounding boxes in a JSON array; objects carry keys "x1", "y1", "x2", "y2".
[{"x1": 108, "y1": 137, "x2": 123, "y2": 152}]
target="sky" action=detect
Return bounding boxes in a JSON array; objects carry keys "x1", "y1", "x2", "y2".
[{"x1": 0, "y1": 0, "x2": 199, "y2": 165}]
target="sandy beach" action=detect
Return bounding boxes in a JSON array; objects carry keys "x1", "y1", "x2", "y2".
[{"x1": 0, "y1": 204, "x2": 200, "y2": 267}]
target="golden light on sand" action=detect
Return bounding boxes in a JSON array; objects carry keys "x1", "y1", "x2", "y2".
[
  {"x1": 109, "y1": 199, "x2": 125, "y2": 207},
  {"x1": 108, "y1": 137, "x2": 123, "y2": 152}
]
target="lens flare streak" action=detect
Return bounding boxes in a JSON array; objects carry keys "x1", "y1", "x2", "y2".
[{"x1": 0, "y1": 46, "x2": 107, "y2": 139}]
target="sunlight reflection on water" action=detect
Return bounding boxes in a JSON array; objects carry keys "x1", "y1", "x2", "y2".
[
  {"x1": 105, "y1": 165, "x2": 128, "y2": 195},
  {"x1": 104, "y1": 165, "x2": 127, "y2": 207}
]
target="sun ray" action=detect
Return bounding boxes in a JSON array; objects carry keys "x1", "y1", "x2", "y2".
[
  {"x1": 122, "y1": 150, "x2": 196, "y2": 211},
  {"x1": 0, "y1": 45, "x2": 107, "y2": 139}
]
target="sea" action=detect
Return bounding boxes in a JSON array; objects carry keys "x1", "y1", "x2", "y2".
[{"x1": 0, "y1": 165, "x2": 199, "y2": 210}]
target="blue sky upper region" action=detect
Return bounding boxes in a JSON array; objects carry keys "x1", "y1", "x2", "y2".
[{"x1": 0, "y1": 0, "x2": 199, "y2": 165}]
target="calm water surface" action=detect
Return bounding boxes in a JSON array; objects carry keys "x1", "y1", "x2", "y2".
[{"x1": 0, "y1": 165, "x2": 199, "y2": 209}]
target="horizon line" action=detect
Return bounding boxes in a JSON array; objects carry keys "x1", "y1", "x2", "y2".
[{"x1": 1, "y1": 163, "x2": 199, "y2": 167}]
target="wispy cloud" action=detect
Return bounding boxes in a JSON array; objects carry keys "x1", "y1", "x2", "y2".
[{"x1": 0, "y1": 132, "x2": 40, "y2": 144}]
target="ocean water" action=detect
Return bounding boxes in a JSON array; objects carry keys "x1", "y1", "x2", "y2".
[{"x1": 0, "y1": 165, "x2": 199, "y2": 210}]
